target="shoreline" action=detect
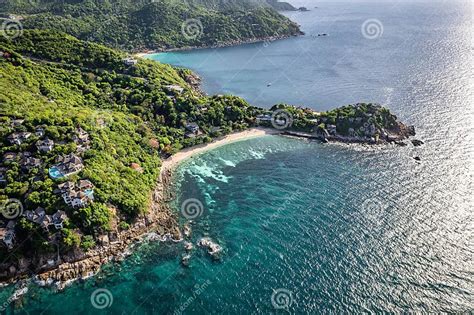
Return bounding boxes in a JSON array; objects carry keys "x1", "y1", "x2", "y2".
[
  {"x1": 0, "y1": 125, "x2": 416, "y2": 288},
  {"x1": 133, "y1": 33, "x2": 302, "y2": 58},
  {"x1": 160, "y1": 127, "x2": 280, "y2": 175},
  {"x1": 0, "y1": 128, "x2": 279, "y2": 289}
]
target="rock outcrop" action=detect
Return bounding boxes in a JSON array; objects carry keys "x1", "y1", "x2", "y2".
[{"x1": 0, "y1": 170, "x2": 181, "y2": 287}]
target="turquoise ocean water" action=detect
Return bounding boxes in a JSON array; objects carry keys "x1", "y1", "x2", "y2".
[{"x1": 2, "y1": 0, "x2": 473, "y2": 313}]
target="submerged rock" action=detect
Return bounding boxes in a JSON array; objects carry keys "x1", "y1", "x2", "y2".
[
  {"x1": 411, "y1": 139, "x2": 424, "y2": 146},
  {"x1": 183, "y1": 223, "x2": 192, "y2": 238},
  {"x1": 184, "y1": 241, "x2": 193, "y2": 251},
  {"x1": 181, "y1": 254, "x2": 191, "y2": 267},
  {"x1": 197, "y1": 237, "x2": 222, "y2": 258}
]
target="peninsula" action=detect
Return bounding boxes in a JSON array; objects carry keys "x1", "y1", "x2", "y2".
[
  {"x1": 0, "y1": 0, "x2": 303, "y2": 51},
  {"x1": 0, "y1": 28, "x2": 415, "y2": 285}
]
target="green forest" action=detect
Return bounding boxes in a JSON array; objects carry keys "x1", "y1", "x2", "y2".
[
  {"x1": 0, "y1": 0, "x2": 302, "y2": 51},
  {"x1": 0, "y1": 30, "x2": 262, "y2": 257}
]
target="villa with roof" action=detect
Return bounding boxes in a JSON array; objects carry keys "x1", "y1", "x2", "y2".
[
  {"x1": 10, "y1": 119, "x2": 24, "y2": 127},
  {"x1": 35, "y1": 125, "x2": 46, "y2": 137},
  {"x1": 164, "y1": 84, "x2": 184, "y2": 94},
  {"x1": 24, "y1": 207, "x2": 49, "y2": 230},
  {"x1": 73, "y1": 127, "x2": 91, "y2": 154},
  {"x1": 73, "y1": 127, "x2": 90, "y2": 144},
  {"x1": 0, "y1": 221, "x2": 16, "y2": 249},
  {"x1": 185, "y1": 122, "x2": 201, "y2": 138},
  {"x1": 49, "y1": 153, "x2": 84, "y2": 179},
  {"x1": 7, "y1": 132, "x2": 31, "y2": 145},
  {"x1": 36, "y1": 138, "x2": 55, "y2": 152},
  {"x1": 52, "y1": 210, "x2": 68, "y2": 229},
  {"x1": 256, "y1": 113, "x2": 272, "y2": 123},
  {"x1": 123, "y1": 57, "x2": 138, "y2": 66},
  {"x1": 20, "y1": 157, "x2": 42, "y2": 171},
  {"x1": 24, "y1": 207, "x2": 68, "y2": 231},
  {"x1": 0, "y1": 167, "x2": 7, "y2": 187},
  {"x1": 57, "y1": 179, "x2": 94, "y2": 208}
]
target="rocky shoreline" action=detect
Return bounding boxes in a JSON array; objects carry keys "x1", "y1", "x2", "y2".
[
  {"x1": 134, "y1": 33, "x2": 303, "y2": 55},
  {"x1": 0, "y1": 124, "x2": 418, "y2": 289},
  {"x1": 0, "y1": 126, "x2": 276, "y2": 289},
  {"x1": 0, "y1": 128, "x2": 274, "y2": 289},
  {"x1": 0, "y1": 169, "x2": 181, "y2": 289},
  {"x1": 282, "y1": 122, "x2": 416, "y2": 145}
]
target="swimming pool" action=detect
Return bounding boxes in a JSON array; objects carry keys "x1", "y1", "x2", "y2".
[
  {"x1": 84, "y1": 189, "x2": 94, "y2": 199},
  {"x1": 48, "y1": 166, "x2": 64, "y2": 179}
]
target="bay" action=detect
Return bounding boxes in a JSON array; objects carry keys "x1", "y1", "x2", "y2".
[{"x1": 5, "y1": 0, "x2": 473, "y2": 313}]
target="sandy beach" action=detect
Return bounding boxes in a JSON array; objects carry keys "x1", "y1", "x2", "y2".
[
  {"x1": 160, "y1": 128, "x2": 279, "y2": 175},
  {"x1": 134, "y1": 52, "x2": 155, "y2": 58}
]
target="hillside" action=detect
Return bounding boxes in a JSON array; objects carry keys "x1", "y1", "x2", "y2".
[
  {"x1": 266, "y1": 103, "x2": 415, "y2": 143},
  {"x1": 0, "y1": 0, "x2": 302, "y2": 51},
  {"x1": 266, "y1": 0, "x2": 298, "y2": 11},
  {"x1": 0, "y1": 30, "x2": 261, "y2": 267},
  {"x1": 0, "y1": 30, "x2": 414, "y2": 282}
]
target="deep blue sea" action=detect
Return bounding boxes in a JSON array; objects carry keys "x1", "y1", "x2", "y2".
[{"x1": 2, "y1": 0, "x2": 473, "y2": 313}]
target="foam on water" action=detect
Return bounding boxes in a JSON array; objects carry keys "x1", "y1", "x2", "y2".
[{"x1": 219, "y1": 158, "x2": 236, "y2": 167}]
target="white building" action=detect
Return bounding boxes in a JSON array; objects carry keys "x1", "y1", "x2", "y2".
[
  {"x1": 123, "y1": 57, "x2": 138, "y2": 66},
  {"x1": 164, "y1": 85, "x2": 184, "y2": 94}
]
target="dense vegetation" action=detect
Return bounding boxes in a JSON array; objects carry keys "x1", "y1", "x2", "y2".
[
  {"x1": 0, "y1": 0, "x2": 302, "y2": 51},
  {"x1": 0, "y1": 30, "x2": 261, "y2": 258},
  {"x1": 266, "y1": 0, "x2": 298, "y2": 11},
  {"x1": 0, "y1": 26, "x2": 409, "y2": 266},
  {"x1": 266, "y1": 103, "x2": 405, "y2": 140}
]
